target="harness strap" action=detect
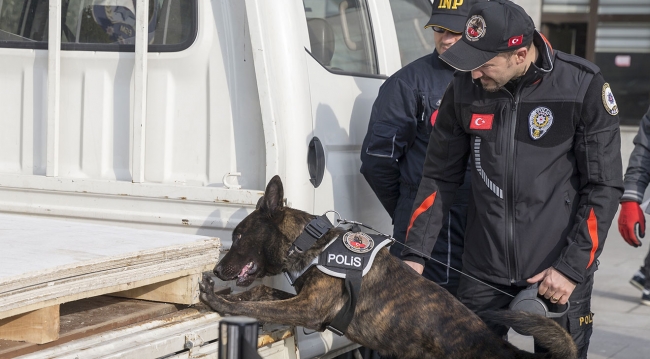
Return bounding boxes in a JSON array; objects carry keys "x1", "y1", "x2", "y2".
[
  {"x1": 288, "y1": 215, "x2": 333, "y2": 256},
  {"x1": 326, "y1": 268, "x2": 362, "y2": 336}
]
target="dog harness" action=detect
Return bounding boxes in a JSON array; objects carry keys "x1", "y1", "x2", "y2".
[{"x1": 284, "y1": 216, "x2": 392, "y2": 336}]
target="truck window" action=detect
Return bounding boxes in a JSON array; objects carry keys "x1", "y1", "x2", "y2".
[
  {"x1": 0, "y1": 0, "x2": 196, "y2": 52},
  {"x1": 388, "y1": 0, "x2": 435, "y2": 67},
  {"x1": 303, "y1": 0, "x2": 378, "y2": 75}
]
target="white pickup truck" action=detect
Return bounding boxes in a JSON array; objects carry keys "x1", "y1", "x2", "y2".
[{"x1": 0, "y1": 0, "x2": 444, "y2": 357}]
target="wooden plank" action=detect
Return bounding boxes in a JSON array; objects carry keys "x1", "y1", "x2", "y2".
[
  {"x1": 0, "y1": 296, "x2": 181, "y2": 358},
  {"x1": 0, "y1": 305, "x2": 59, "y2": 344},
  {"x1": 110, "y1": 274, "x2": 201, "y2": 305},
  {"x1": 0, "y1": 212, "x2": 218, "y2": 284},
  {"x1": 0, "y1": 265, "x2": 212, "y2": 321},
  {"x1": 15, "y1": 310, "x2": 221, "y2": 359},
  {"x1": 258, "y1": 328, "x2": 294, "y2": 347},
  {"x1": 0, "y1": 237, "x2": 220, "y2": 294}
]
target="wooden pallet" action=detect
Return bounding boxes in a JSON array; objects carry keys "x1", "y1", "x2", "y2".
[
  {"x1": 0, "y1": 213, "x2": 221, "y2": 345},
  {"x1": 3, "y1": 301, "x2": 297, "y2": 359},
  {"x1": 0, "y1": 272, "x2": 210, "y2": 346},
  {"x1": 0, "y1": 296, "x2": 182, "y2": 358}
]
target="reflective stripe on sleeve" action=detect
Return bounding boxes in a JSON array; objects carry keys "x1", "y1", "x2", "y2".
[
  {"x1": 405, "y1": 192, "x2": 437, "y2": 242},
  {"x1": 586, "y1": 208, "x2": 599, "y2": 269}
]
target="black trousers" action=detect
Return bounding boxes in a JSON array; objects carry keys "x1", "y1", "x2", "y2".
[
  {"x1": 642, "y1": 247, "x2": 650, "y2": 290},
  {"x1": 456, "y1": 274, "x2": 594, "y2": 359}
]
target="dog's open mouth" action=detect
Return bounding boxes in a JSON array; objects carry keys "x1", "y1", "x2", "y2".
[{"x1": 236, "y1": 261, "x2": 257, "y2": 286}]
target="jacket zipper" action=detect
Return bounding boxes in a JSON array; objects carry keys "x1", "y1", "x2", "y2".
[{"x1": 504, "y1": 86, "x2": 522, "y2": 284}]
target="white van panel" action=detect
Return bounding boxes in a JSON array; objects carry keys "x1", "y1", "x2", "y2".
[
  {"x1": 0, "y1": 1, "x2": 265, "y2": 238},
  {"x1": 0, "y1": 50, "x2": 48, "y2": 175}
]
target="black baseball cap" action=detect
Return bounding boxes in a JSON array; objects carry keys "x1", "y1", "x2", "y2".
[
  {"x1": 425, "y1": 0, "x2": 485, "y2": 34},
  {"x1": 439, "y1": 0, "x2": 535, "y2": 71}
]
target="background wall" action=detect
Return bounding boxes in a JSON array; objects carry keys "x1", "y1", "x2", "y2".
[{"x1": 513, "y1": 0, "x2": 542, "y2": 28}]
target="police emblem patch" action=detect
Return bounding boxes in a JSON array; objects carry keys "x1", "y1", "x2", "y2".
[
  {"x1": 343, "y1": 232, "x2": 374, "y2": 254},
  {"x1": 528, "y1": 107, "x2": 554, "y2": 140},
  {"x1": 601, "y1": 83, "x2": 619, "y2": 116},
  {"x1": 465, "y1": 15, "x2": 486, "y2": 42}
]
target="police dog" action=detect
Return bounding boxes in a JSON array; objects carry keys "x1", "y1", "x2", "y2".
[{"x1": 199, "y1": 176, "x2": 577, "y2": 359}]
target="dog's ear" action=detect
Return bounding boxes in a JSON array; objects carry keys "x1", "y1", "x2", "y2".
[
  {"x1": 259, "y1": 175, "x2": 284, "y2": 214},
  {"x1": 255, "y1": 196, "x2": 264, "y2": 210}
]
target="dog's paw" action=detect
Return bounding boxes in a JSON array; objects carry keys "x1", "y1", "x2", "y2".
[
  {"x1": 199, "y1": 273, "x2": 215, "y2": 293},
  {"x1": 199, "y1": 274, "x2": 233, "y2": 313}
]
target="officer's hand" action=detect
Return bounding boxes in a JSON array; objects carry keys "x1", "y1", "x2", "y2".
[
  {"x1": 527, "y1": 267, "x2": 576, "y2": 306},
  {"x1": 404, "y1": 260, "x2": 424, "y2": 275},
  {"x1": 618, "y1": 201, "x2": 645, "y2": 247}
]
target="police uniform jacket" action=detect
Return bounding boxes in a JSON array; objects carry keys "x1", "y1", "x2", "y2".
[
  {"x1": 402, "y1": 33, "x2": 624, "y2": 286},
  {"x1": 360, "y1": 50, "x2": 454, "y2": 219},
  {"x1": 360, "y1": 50, "x2": 470, "y2": 290},
  {"x1": 621, "y1": 106, "x2": 650, "y2": 204}
]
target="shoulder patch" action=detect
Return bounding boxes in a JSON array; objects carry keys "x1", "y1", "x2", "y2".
[{"x1": 601, "y1": 83, "x2": 619, "y2": 116}]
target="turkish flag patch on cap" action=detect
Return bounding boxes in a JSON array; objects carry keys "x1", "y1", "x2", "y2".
[
  {"x1": 470, "y1": 114, "x2": 494, "y2": 130},
  {"x1": 508, "y1": 35, "x2": 523, "y2": 47}
]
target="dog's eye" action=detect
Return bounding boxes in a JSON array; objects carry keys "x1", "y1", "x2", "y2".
[{"x1": 233, "y1": 233, "x2": 242, "y2": 242}]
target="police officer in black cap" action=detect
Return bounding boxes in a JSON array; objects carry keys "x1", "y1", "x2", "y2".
[
  {"x1": 361, "y1": 0, "x2": 486, "y2": 297},
  {"x1": 402, "y1": 1, "x2": 623, "y2": 357}
]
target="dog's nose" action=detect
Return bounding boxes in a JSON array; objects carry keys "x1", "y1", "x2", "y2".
[{"x1": 214, "y1": 265, "x2": 222, "y2": 275}]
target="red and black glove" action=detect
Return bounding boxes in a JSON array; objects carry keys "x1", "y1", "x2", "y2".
[{"x1": 618, "y1": 201, "x2": 645, "y2": 247}]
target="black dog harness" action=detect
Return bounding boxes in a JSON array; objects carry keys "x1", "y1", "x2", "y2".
[{"x1": 284, "y1": 215, "x2": 392, "y2": 336}]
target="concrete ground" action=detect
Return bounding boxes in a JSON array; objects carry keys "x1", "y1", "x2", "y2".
[{"x1": 509, "y1": 210, "x2": 650, "y2": 358}]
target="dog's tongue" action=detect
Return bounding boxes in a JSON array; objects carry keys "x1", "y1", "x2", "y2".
[{"x1": 238, "y1": 262, "x2": 253, "y2": 278}]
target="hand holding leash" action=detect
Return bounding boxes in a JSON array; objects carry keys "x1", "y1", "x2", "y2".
[
  {"x1": 527, "y1": 267, "x2": 576, "y2": 306},
  {"x1": 618, "y1": 201, "x2": 645, "y2": 247}
]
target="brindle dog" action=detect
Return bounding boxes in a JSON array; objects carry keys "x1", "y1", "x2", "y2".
[{"x1": 199, "y1": 176, "x2": 577, "y2": 359}]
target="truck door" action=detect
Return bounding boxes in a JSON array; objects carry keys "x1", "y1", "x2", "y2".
[{"x1": 302, "y1": 0, "x2": 394, "y2": 235}]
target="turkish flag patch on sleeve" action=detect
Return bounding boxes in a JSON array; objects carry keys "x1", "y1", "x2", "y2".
[{"x1": 470, "y1": 114, "x2": 494, "y2": 130}]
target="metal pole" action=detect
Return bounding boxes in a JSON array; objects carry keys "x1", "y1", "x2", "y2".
[
  {"x1": 46, "y1": 0, "x2": 62, "y2": 177},
  {"x1": 132, "y1": 0, "x2": 149, "y2": 183},
  {"x1": 218, "y1": 317, "x2": 262, "y2": 359}
]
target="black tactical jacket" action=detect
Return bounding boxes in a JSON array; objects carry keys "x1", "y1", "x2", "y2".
[
  {"x1": 621, "y1": 106, "x2": 650, "y2": 204},
  {"x1": 360, "y1": 50, "x2": 454, "y2": 218},
  {"x1": 402, "y1": 33, "x2": 624, "y2": 286}
]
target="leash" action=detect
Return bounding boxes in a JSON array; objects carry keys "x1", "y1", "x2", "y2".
[
  {"x1": 340, "y1": 216, "x2": 571, "y2": 318},
  {"x1": 310, "y1": 212, "x2": 568, "y2": 319},
  {"x1": 333, "y1": 216, "x2": 516, "y2": 299}
]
